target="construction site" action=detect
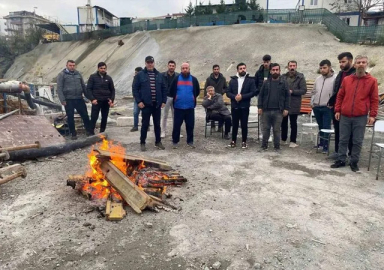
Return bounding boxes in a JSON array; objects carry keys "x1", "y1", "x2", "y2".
[{"x1": 1, "y1": 6, "x2": 384, "y2": 270}]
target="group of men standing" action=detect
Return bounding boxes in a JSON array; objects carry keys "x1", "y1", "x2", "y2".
[{"x1": 57, "y1": 51, "x2": 379, "y2": 173}]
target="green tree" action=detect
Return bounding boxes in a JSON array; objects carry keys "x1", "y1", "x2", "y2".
[
  {"x1": 248, "y1": 0, "x2": 260, "y2": 10},
  {"x1": 235, "y1": 0, "x2": 248, "y2": 11},
  {"x1": 195, "y1": 1, "x2": 205, "y2": 16},
  {"x1": 205, "y1": 0, "x2": 213, "y2": 15},
  {"x1": 216, "y1": 0, "x2": 227, "y2": 14},
  {"x1": 185, "y1": 1, "x2": 195, "y2": 16}
]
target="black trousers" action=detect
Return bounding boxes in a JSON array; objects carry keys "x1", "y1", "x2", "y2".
[
  {"x1": 64, "y1": 99, "x2": 91, "y2": 136},
  {"x1": 173, "y1": 108, "x2": 195, "y2": 144},
  {"x1": 90, "y1": 100, "x2": 110, "y2": 133},
  {"x1": 231, "y1": 108, "x2": 249, "y2": 143},
  {"x1": 140, "y1": 105, "x2": 161, "y2": 144},
  {"x1": 208, "y1": 114, "x2": 231, "y2": 135},
  {"x1": 281, "y1": 114, "x2": 298, "y2": 143},
  {"x1": 333, "y1": 112, "x2": 353, "y2": 154}
]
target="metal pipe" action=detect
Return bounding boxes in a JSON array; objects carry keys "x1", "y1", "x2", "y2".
[
  {"x1": 0, "y1": 170, "x2": 27, "y2": 185},
  {"x1": 0, "y1": 82, "x2": 23, "y2": 93},
  {"x1": 0, "y1": 109, "x2": 20, "y2": 121}
]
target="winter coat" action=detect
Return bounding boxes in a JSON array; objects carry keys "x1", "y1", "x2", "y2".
[
  {"x1": 335, "y1": 73, "x2": 379, "y2": 118},
  {"x1": 204, "y1": 73, "x2": 228, "y2": 96},
  {"x1": 132, "y1": 67, "x2": 167, "y2": 108},
  {"x1": 162, "y1": 71, "x2": 179, "y2": 97},
  {"x1": 328, "y1": 67, "x2": 356, "y2": 107},
  {"x1": 202, "y1": 93, "x2": 231, "y2": 117},
  {"x1": 226, "y1": 74, "x2": 256, "y2": 109},
  {"x1": 311, "y1": 73, "x2": 336, "y2": 107},
  {"x1": 281, "y1": 72, "x2": 307, "y2": 114},
  {"x1": 57, "y1": 69, "x2": 87, "y2": 103},
  {"x1": 254, "y1": 64, "x2": 271, "y2": 96},
  {"x1": 169, "y1": 74, "x2": 200, "y2": 108},
  {"x1": 258, "y1": 77, "x2": 290, "y2": 112},
  {"x1": 86, "y1": 72, "x2": 115, "y2": 102}
]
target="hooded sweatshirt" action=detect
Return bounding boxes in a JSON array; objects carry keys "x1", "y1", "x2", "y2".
[
  {"x1": 335, "y1": 73, "x2": 379, "y2": 118},
  {"x1": 311, "y1": 72, "x2": 336, "y2": 107}
]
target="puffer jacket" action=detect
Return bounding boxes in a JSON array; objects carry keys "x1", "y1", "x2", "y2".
[
  {"x1": 281, "y1": 72, "x2": 307, "y2": 114},
  {"x1": 202, "y1": 93, "x2": 231, "y2": 117},
  {"x1": 311, "y1": 73, "x2": 336, "y2": 107},
  {"x1": 57, "y1": 69, "x2": 87, "y2": 103},
  {"x1": 86, "y1": 72, "x2": 115, "y2": 101},
  {"x1": 335, "y1": 73, "x2": 379, "y2": 118}
]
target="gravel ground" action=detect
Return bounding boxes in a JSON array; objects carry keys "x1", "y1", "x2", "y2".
[{"x1": 1, "y1": 104, "x2": 384, "y2": 270}]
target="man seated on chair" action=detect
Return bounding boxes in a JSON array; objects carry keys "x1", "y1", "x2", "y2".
[
  {"x1": 202, "y1": 86, "x2": 231, "y2": 140},
  {"x1": 311, "y1": 59, "x2": 336, "y2": 154}
]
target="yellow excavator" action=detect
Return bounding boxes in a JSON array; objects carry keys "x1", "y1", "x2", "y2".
[{"x1": 42, "y1": 33, "x2": 60, "y2": 43}]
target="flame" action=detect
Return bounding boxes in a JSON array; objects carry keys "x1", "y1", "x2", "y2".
[{"x1": 82, "y1": 137, "x2": 127, "y2": 201}]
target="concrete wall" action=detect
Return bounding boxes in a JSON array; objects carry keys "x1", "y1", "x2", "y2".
[{"x1": 4, "y1": 23, "x2": 384, "y2": 96}]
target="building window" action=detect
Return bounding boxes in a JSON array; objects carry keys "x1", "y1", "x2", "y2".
[
  {"x1": 310, "y1": 0, "x2": 318, "y2": 6},
  {"x1": 342, "y1": 17, "x2": 351, "y2": 25}
]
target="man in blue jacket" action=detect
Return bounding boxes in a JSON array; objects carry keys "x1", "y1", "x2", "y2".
[
  {"x1": 133, "y1": 56, "x2": 167, "y2": 151},
  {"x1": 169, "y1": 63, "x2": 200, "y2": 148}
]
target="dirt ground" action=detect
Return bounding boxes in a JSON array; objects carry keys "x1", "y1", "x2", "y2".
[{"x1": 1, "y1": 104, "x2": 384, "y2": 270}]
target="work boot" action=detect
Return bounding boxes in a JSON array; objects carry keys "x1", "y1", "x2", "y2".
[
  {"x1": 187, "y1": 143, "x2": 196, "y2": 149},
  {"x1": 140, "y1": 144, "x2": 146, "y2": 152},
  {"x1": 130, "y1": 126, "x2": 138, "y2": 132},
  {"x1": 350, "y1": 162, "x2": 360, "y2": 172},
  {"x1": 155, "y1": 142, "x2": 165, "y2": 150},
  {"x1": 330, "y1": 160, "x2": 346, "y2": 168}
]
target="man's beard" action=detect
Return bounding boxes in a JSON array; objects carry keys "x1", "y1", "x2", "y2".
[
  {"x1": 342, "y1": 63, "x2": 351, "y2": 71},
  {"x1": 272, "y1": 73, "x2": 279, "y2": 79},
  {"x1": 239, "y1": 71, "x2": 246, "y2": 77},
  {"x1": 182, "y1": 72, "x2": 190, "y2": 77}
]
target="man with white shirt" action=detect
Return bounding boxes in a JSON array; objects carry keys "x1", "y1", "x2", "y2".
[{"x1": 226, "y1": 63, "x2": 257, "y2": 149}]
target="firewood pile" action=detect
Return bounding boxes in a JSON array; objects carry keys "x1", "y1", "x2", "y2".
[{"x1": 67, "y1": 139, "x2": 187, "y2": 221}]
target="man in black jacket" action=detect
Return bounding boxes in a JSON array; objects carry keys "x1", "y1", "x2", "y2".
[
  {"x1": 161, "y1": 60, "x2": 179, "y2": 138},
  {"x1": 204, "y1": 64, "x2": 228, "y2": 132},
  {"x1": 226, "y1": 63, "x2": 256, "y2": 149},
  {"x1": 327, "y1": 52, "x2": 356, "y2": 160},
  {"x1": 133, "y1": 56, "x2": 167, "y2": 151},
  {"x1": 169, "y1": 63, "x2": 200, "y2": 148},
  {"x1": 258, "y1": 63, "x2": 290, "y2": 151},
  {"x1": 281, "y1": 61, "x2": 307, "y2": 147},
  {"x1": 254, "y1": 54, "x2": 272, "y2": 96},
  {"x1": 87, "y1": 62, "x2": 115, "y2": 134}
]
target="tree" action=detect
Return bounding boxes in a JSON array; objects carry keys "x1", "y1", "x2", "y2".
[
  {"x1": 330, "y1": 0, "x2": 384, "y2": 25},
  {"x1": 235, "y1": 0, "x2": 248, "y2": 11},
  {"x1": 248, "y1": 0, "x2": 261, "y2": 10},
  {"x1": 205, "y1": 0, "x2": 214, "y2": 15},
  {"x1": 216, "y1": 0, "x2": 227, "y2": 14},
  {"x1": 185, "y1": 1, "x2": 195, "y2": 16}
]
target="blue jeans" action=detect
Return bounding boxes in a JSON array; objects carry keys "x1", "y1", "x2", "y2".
[
  {"x1": 313, "y1": 106, "x2": 332, "y2": 149},
  {"x1": 133, "y1": 100, "x2": 140, "y2": 128}
]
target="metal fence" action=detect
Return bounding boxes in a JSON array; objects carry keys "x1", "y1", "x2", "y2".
[{"x1": 61, "y1": 8, "x2": 384, "y2": 44}]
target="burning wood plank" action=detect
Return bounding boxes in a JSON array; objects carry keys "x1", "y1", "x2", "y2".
[{"x1": 95, "y1": 149, "x2": 173, "y2": 171}]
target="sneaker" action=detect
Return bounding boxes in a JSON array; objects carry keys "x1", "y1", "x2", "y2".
[
  {"x1": 71, "y1": 134, "x2": 78, "y2": 140},
  {"x1": 140, "y1": 144, "x2": 147, "y2": 152},
  {"x1": 172, "y1": 143, "x2": 178, "y2": 149},
  {"x1": 260, "y1": 145, "x2": 268, "y2": 151},
  {"x1": 241, "y1": 142, "x2": 248, "y2": 149},
  {"x1": 350, "y1": 162, "x2": 360, "y2": 172},
  {"x1": 274, "y1": 147, "x2": 281, "y2": 153},
  {"x1": 281, "y1": 140, "x2": 288, "y2": 145},
  {"x1": 155, "y1": 142, "x2": 165, "y2": 150},
  {"x1": 289, "y1": 142, "x2": 298, "y2": 148},
  {"x1": 161, "y1": 132, "x2": 165, "y2": 138},
  {"x1": 187, "y1": 143, "x2": 196, "y2": 149},
  {"x1": 268, "y1": 136, "x2": 273, "y2": 142},
  {"x1": 330, "y1": 160, "x2": 346, "y2": 168},
  {"x1": 228, "y1": 141, "x2": 236, "y2": 148},
  {"x1": 130, "y1": 126, "x2": 138, "y2": 132},
  {"x1": 326, "y1": 152, "x2": 338, "y2": 160},
  {"x1": 224, "y1": 134, "x2": 230, "y2": 140}
]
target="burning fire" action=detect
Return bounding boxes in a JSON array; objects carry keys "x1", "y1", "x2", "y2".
[{"x1": 83, "y1": 137, "x2": 128, "y2": 201}]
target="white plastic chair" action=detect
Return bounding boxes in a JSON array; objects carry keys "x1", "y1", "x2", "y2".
[
  {"x1": 367, "y1": 120, "x2": 384, "y2": 180},
  {"x1": 299, "y1": 110, "x2": 318, "y2": 144}
]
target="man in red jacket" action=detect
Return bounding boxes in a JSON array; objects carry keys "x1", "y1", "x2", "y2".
[{"x1": 331, "y1": 55, "x2": 379, "y2": 172}]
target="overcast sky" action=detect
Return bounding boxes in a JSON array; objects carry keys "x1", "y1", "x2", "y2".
[{"x1": 0, "y1": 0, "x2": 295, "y2": 26}]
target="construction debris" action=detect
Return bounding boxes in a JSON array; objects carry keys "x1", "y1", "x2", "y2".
[{"x1": 0, "y1": 164, "x2": 27, "y2": 186}]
